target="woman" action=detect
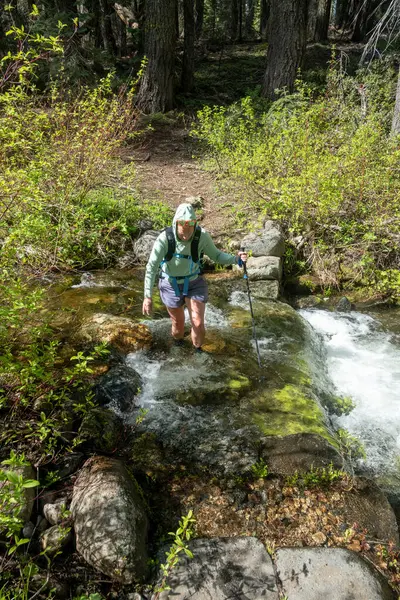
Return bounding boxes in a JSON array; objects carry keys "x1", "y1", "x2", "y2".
[{"x1": 142, "y1": 203, "x2": 247, "y2": 352}]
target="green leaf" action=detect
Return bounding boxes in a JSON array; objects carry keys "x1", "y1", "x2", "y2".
[{"x1": 22, "y1": 479, "x2": 40, "y2": 488}]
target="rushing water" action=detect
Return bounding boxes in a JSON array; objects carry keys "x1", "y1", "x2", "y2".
[
  {"x1": 56, "y1": 270, "x2": 400, "y2": 484},
  {"x1": 300, "y1": 308, "x2": 400, "y2": 479}
]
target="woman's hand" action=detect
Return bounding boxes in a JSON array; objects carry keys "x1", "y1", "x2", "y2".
[
  {"x1": 238, "y1": 250, "x2": 248, "y2": 263},
  {"x1": 142, "y1": 298, "x2": 153, "y2": 316}
]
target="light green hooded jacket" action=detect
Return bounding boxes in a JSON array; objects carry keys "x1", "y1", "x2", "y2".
[{"x1": 144, "y1": 203, "x2": 238, "y2": 298}]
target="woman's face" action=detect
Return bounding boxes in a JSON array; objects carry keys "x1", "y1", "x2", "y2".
[{"x1": 177, "y1": 219, "x2": 195, "y2": 241}]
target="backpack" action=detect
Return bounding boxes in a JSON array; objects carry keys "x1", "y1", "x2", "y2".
[{"x1": 163, "y1": 225, "x2": 203, "y2": 267}]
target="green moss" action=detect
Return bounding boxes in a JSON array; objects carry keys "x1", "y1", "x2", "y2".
[
  {"x1": 228, "y1": 375, "x2": 250, "y2": 390},
  {"x1": 249, "y1": 384, "x2": 337, "y2": 446}
]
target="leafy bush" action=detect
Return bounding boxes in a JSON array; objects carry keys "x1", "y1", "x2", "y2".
[
  {"x1": 193, "y1": 59, "x2": 400, "y2": 299},
  {"x1": 0, "y1": 19, "x2": 171, "y2": 273}
]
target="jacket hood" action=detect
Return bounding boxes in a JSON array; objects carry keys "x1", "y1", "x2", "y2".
[{"x1": 172, "y1": 203, "x2": 197, "y2": 241}]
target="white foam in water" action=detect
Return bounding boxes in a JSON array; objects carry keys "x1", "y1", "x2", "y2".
[
  {"x1": 126, "y1": 352, "x2": 162, "y2": 407},
  {"x1": 229, "y1": 291, "x2": 251, "y2": 311},
  {"x1": 300, "y1": 309, "x2": 400, "y2": 472}
]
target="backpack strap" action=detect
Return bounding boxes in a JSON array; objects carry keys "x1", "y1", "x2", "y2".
[
  {"x1": 163, "y1": 226, "x2": 175, "y2": 262},
  {"x1": 191, "y1": 225, "x2": 202, "y2": 264}
]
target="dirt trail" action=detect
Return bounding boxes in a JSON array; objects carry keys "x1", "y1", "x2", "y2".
[{"x1": 128, "y1": 123, "x2": 237, "y2": 241}]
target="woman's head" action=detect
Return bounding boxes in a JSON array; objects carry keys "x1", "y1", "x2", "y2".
[{"x1": 173, "y1": 203, "x2": 197, "y2": 241}]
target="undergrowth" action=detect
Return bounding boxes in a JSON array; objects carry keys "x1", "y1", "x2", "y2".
[{"x1": 193, "y1": 54, "x2": 400, "y2": 301}]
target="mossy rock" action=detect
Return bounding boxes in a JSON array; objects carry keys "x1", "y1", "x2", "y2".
[{"x1": 79, "y1": 407, "x2": 123, "y2": 453}]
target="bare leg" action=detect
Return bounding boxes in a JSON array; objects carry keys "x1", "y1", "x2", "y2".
[
  {"x1": 185, "y1": 298, "x2": 206, "y2": 348},
  {"x1": 166, "y1": 306, "x2": 185, "y2": 340}
]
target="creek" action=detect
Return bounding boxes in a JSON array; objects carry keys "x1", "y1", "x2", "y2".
[{"x1": 54, "y1": 270, "x2": 400, "y2": 492}]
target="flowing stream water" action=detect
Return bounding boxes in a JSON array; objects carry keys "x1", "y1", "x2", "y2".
[
  {"x1": 56, "y1": 271, "x2": 400, "y2": 487},
  {"x1": 300, "y1": 308, "x2": 400, "y2": 483}
]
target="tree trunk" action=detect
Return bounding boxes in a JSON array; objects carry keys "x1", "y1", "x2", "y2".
[
  {"x1": 195, "y1": 0, "x2": 204, "y2": 39},
  {"x1": 136, "y1": 0, "x2": 176, "y2": 113},
  {"x1": 245, "y1": 0, "x2": 255, "y2": 38},
  {"x1": 231, "y1": 0, "x2": 239, "y2": 41},
  {"x1": 262, "y1": 0, "x2": 308, "y2": 100},
  {"x1": 391, "y1": 68, "x2": 400, "y2": 136},
  {"x1": 182, "y1": 0, "x2": 195, "y2": 92},
  {"x1": 260, "y1": 0, "x2": 270, "y2": 40},
  {"x1": 99, "y1": 0, "x2": 116, "y2": 55},
  {"x1": 334, "y1": 0, "x2": 348, "y2": 29},
  {"x1": 308, "y1": 0, "x2": 332, "y2": 42}
]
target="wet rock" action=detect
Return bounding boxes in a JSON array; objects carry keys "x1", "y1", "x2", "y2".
[
  {"x1": 133, "y1": 230, "x2": 160, "y2": 263},
  {"x1": 71, "y1": 456, "x2": 148, "y2": 584},
  {"x1": 0, "y1": 464, "x2": 36, "y2": 523},
  {"x1": 241, "y1": 222, "x2": 285, "y2": 258},
  {"x1": 75, "y1": 313, "x2": 152, "y2": 353},
  {"x1": 341, "y1": 477, "x2": 399, "y2": 544},
  {"x1": 40, "y1": 524, "x2": 73, "y2": 556},
  {"x1": 336, "y1": 296, "x2": 352, "y2": 312},
  {"x1": 260, "y1": 433, "x2": 342, "y2": 475},
  {"x1": 246, "y1": 256, "x2": 282, "y2": 281},
  {"x1": 276, "y1": 547, "x2": 394, "y2": 600},
  {"x1": 295, "y1": 296, "x2": 323, "y2": 309},
  {"x1": 95, "y1": 365, "x2": 142, "y2": 411},
  {"x1": 245, "y1": 279, "x2": 280, "y2": 300},
  {"x1": 43, "y1": 497, "x2": 68, "y2": 526},
  {"x1": 152, "y1": 537, "x2": 278, "y2": 599},
  {"x1": 79, "y1": 407, "x2": 123, "y2": 453}
]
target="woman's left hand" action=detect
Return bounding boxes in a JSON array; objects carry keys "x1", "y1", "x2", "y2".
[{"x1": 238, "y1": 251, "x2": 248, "y2": 263}]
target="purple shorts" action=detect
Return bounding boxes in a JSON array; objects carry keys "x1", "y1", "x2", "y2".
[{"x1": 158, "y1": 275, "x2": 208, "y2": 308}]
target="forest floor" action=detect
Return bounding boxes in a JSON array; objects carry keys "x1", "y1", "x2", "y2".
[{"x1": 128, "y1": 119, "x2": 237, "y2": 242}]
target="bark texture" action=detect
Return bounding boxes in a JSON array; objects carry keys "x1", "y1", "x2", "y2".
[
  {"x1": 308, "y1": 0, "x2": 332, "y2": 42},
  {"x1": 260, "y1": 0, "x2": 270, "y2": 39},
  {"x1": 182, "y1": 0, "x2": 195, "y2": 92},
  {"x1": 262, "y1": 0, "x2": 308, "y2": 100},
  {"x1": 136, "y1": 0, "x2": 176, "y2": 113}
]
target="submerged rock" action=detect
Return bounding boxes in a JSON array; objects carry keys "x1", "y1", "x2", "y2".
[
  {"x1": 336, "y1": 296, "x2": 352, "y2": 312},
  {"x1": 74, "y1": 313, "x2": 152, "y2": 353},
  {"x1": 71, "y1": 456, "x2": 148, "y2": 584},
  {"x1": 95, "y1": 364, "x2": 142, "y2": 412}
]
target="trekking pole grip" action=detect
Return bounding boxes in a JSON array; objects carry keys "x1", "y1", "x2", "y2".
[{"x1": 240, "y1": 246, "x2": 247, "y2": 275}]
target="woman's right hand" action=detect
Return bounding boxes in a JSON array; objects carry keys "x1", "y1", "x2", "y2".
[{"x1": 142, "y1": 298, "x2": 153, "y2": 316}]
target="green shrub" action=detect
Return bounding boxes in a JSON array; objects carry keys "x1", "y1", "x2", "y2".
[{"x1": 193, "y1": 61, "x2": 400, "y2": 298}]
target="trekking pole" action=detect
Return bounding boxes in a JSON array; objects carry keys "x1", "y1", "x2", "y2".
[{"x1": 240, "y1": 247, "x2": 262, "y2": 369}]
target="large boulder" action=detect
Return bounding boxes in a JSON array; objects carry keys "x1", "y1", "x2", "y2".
[
  {"x1": 71, "y1": 456, "x2": 148, "y2": 584},
  {"x1": 74, "y1": 313, "x2": 152, "y2": 353},
  {"x1": 133, "y1": 230, "x2": 159, "y2": 263},
  {"x1": 275, "y1": 547, "x2": 394, "y2": 600},
  {"x1": 241, "y1": 221, "x2": 285, "y2": 258},
  {"x1": 152, "y1": 537, "x2": 278, "y2": 599}
]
